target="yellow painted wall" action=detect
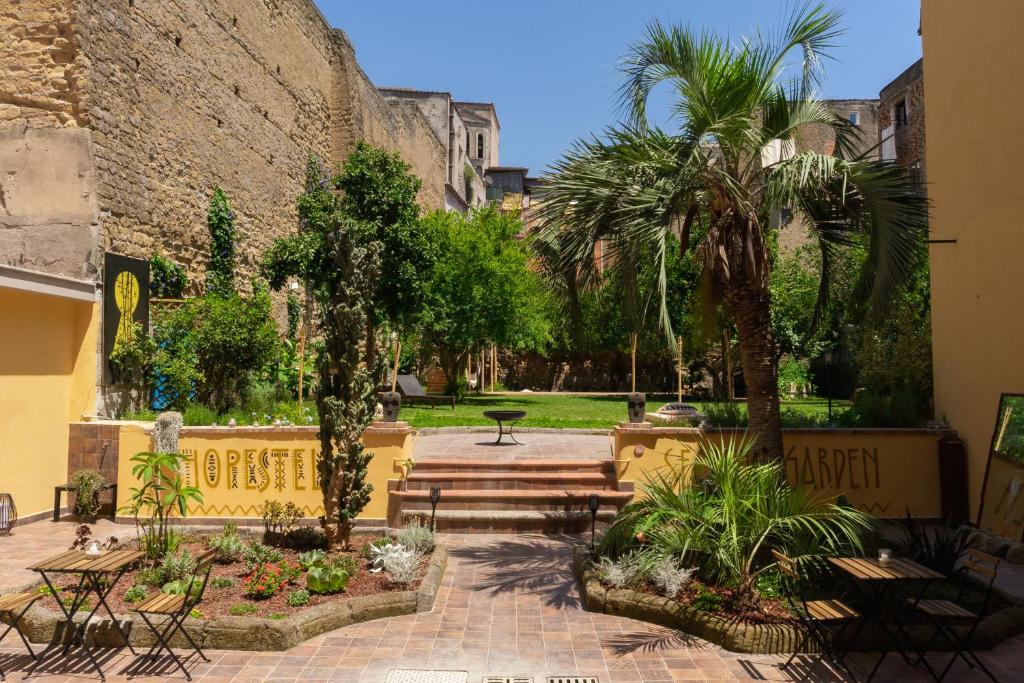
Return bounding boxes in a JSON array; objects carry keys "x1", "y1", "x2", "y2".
[
  {"x1": 0, "y1": 288, "x2": 97, "y2": 518},
  {"x1": 114, "y1": 423, "x2": 414, "y2": 524},
  {"x1": 614, "y1": 427, "x2": 944, "y2": 517},
  {"x1": 922, "y1": 0, "x2": 1024, "y2": 519}
]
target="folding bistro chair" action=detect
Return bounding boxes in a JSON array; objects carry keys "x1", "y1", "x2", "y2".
[
  {"x1": 908, "y1": 549, "x2": 1001, "y2": 682},
  {"x1": 0, "y1": 592, "x2": 43, "y2": 680},
  {"x1": 773, "y1": 550, "x2": 862, "y2": 681},
  {"x1": 132, "y1": 549, "x2": 216, "y2": 680}
]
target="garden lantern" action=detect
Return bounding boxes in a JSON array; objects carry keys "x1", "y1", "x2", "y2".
[
  {"x1": 588, "y1": 493, "x2": 601, "y2": 549},
  {"x1": 429, "y1": 486, "x2": 442, "y2": 531},
  {"x1": 0, "y1": 493, "x2": 16, "y2": 535}
]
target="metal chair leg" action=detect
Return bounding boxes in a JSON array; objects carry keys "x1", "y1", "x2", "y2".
[{"x1": 139, "y1": 613, "x2": 193, "y2": 680}]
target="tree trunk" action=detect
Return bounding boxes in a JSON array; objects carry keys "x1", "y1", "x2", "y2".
[
  {"x1": 365, "y1": 318, "x2": 376, "y2": 371},
  {"x1": 730, "y1": 291, "x2": 784, "y2": 463}
]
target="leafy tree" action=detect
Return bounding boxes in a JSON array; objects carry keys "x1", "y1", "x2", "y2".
[
  {"x1": 420, "y1": 207, "x2": 551, "y2": 395},
  {"x1": 537, "y1": 5, "x2": 928, "y2": 460},
  {"x1": 263, "y1": 155, "x2": 382, "y2": 550},
  {"x1": 152, "y1": 287, "x2": 279, "y2": 412},
  {"x1": 334, "y1": 141, "x2": 438, "y2": 363},
  {"x1": 206, "y1": 187, "x2": 237, "y2": 296}
]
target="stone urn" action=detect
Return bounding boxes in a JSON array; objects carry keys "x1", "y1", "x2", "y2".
[
  {"x1": 627, "y1": 392, "x2": 646, "y2": 423},
  {"x1": 382, "y1": 391, "x2": 401, "y2": 422}
]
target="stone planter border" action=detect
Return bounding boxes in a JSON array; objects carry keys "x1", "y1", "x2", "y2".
[
  {"x1": 573, "y1": 545, "x2": 1024, "y2": 655},
  {"x1": 16, "y1": 544, "x2": 447, "y2": 652}
]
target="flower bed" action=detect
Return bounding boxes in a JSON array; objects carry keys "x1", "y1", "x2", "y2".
[{"x1": 20, "y1": 527, "x2": 447, "y2": 651}]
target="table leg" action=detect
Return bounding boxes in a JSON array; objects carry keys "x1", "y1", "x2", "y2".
[
  {"x1": 86, "y1": 569, "x2": 137, "y2": 653},
  {"x1": 507, "y1": 420, "x2": 524, "y2": 446},
  {"x1": 26, "y1": 572, "x2": 87, "y2": 674},
  {"x1": 493, "y1": 421, "x2": 506, "y2": 445}
]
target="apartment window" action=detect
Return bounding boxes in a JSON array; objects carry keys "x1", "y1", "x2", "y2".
[
  {"x1": 894, "y1": 99, "x2": 908, "y2": 129},
  {"x1": 476, "y1": 132, "x2": 485, "y2": 159},
  {"x1": 465, "y1": 131, "x2": 470, "y2": 150},
  {"x1": 848, "y1": 111, "x2": 859, "y2": 126}
]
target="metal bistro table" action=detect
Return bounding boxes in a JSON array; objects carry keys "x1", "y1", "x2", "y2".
[
  {"x1": 483, "y1": 410, "x2": 527, "y2": 445},
  {"x1": 27, "y1": 549, "x2": 143, "y2": 680},
  {"x1": 829, "y1": 555, "x2": 945, "y2": 682}
]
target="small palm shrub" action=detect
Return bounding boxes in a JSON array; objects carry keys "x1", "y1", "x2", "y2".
[{"x1": 598, "y1": 433, "x2": 872, "y2": 611}]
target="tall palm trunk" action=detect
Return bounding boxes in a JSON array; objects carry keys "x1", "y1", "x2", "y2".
[{"x1": 730, "y1": 289, "x2": 784, "y2": 463}]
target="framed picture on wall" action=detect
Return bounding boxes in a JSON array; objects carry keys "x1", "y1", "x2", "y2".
[
  {"x1": 977, "y1": 393, "x2": 1024, "y2": 541},
  {"x1": 102, "y1": 252, "x2": 150, "y2": 384}
]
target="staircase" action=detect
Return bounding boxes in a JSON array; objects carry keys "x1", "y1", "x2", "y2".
[{"x1": 388, "y1": 458, "x2": 633, "y2": 533}]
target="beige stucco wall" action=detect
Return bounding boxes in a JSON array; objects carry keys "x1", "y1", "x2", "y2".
[{"x1": 923, "y1": 0, "x2": 1024, "y2": 519}]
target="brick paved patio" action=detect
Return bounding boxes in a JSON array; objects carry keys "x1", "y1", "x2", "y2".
[
  {"x1": 414, "y1": 431, "x2": 612, "y2": 461},
  {"x1": 2, "y1": 528, "x2": 1023, "y2": 682}
]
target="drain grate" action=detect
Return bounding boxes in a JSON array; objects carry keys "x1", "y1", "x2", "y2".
[
  {"x1": 384, "y1": 670, "x2": 468, "y2": 683},
  {"x1": 482, "y1": 678, "x2": 534, "y2": 683},
  {"x1": 546, "y1": 678, "x2": 600, "y2": 683}
]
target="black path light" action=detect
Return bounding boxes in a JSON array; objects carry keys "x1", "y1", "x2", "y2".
[
  {"x1": 429, "y1": 486, "x2": 442, "y2": 532},
  {"x1": 588, "y1": 493, "x2": 601, "y2": 549}
]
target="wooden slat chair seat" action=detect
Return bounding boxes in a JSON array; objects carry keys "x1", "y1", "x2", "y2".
[
  {"x1": 0, "y1": 593, "x2": 44, "y2": 680},
  {"x1": 773, "y1": 550, "x2": 863, "y2": 680},
  {"x1": 131, "y1": 549, "x2": 216, "y2": 681},
  {"x1": 908, "y1": 549, "x2": 1001, "y2": 682},
  {"x1": 134, "y1": 593, "x2": 186, "y2": 616},
  {"x1": 806, "y1": 599, "x2": 860, "y2": 622},
  {"x1": 910, "y1": 598, "x2": 976, "y2": 620}
]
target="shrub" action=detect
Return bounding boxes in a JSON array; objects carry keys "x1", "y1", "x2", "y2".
[
  {"x1": 136, "y1": 567, "x2": 166, "y2": 587},
  {"x1": 692, "y1": 589, "x2": 723, "y2": 612},
  {"x1": 595, "y1": 552, "x2": 646, "y2": 590},
  {"x1": 150, "y1": 254, "x2": 189, "y2": 298},
  {"x1": 206, "y1": 187, "x2": 237, "y2": 297},
  {"x1": 598, "y1": 434, "x2": 872, "y2": 611},
  {"x1": 652, "y1": 559, "x2": 694, "y2": 599},
  {"x1": 703, "y1": 402, "x2": 746, "y2": 428},
  {"x1": 211, "y1": 576, "x2": 235, "y2": 589},
  {"x1": 395, "y1": 518, "x2": 435, "y2": 555},
  {"x1": 281, "y1": 526, "x2": 326, "y2": 550},
  {"x1": 244, "y1": 563, "x2": 287, "y2": 599},
  {"x1": 260, "y1": 501, "x2": 303, "y2": 537},
  {"x1": 183, "y1": 403, "x2": 219, "y2": 426},
  {"x1": 777, "y1": 356, "x2": 812, "y2": 396},
  {"x1": 898, "y1": 511, "x2": 973, "y2": 576},
  {"x1": 328, "y1": 554, "x2": 359, "y2": 578},
  {"x1": 369, "y1": 543, "x2": 420, "y2": 585},
  {"x1": 209, "y1": 523, "x2": 245, "y2": 563},
  {"x1": 228, "y1": 603, "x2": 257, "y2": 616},
  {"x1": 121, "y1": 449, "x2": 202, "y2": 561},
  {"x1": 306, "y1": 566, "x2": 349, "y2": 595},
  {"x1": 162, "y1": 578, "x2": 202, "y2": 597},
  {"x1": 124, "y1": 585, "x2": 148, "y2": 604},
  {"x1": 361, "y1": 537, "x2": 391, "y2": 559},
  {"x1": 152, "y1": 288, "x2": 279, "y2": 412},
  {"x1": 161, "y1": 549, "x2": 197, "y2": 582},
  {"x1": 298, "y1": 550, "x2": 325, "y2": 570},
  {"x1": 243, "y1": 542, "x2": 283, "y2": 572},
  {"x1": 69, "y1": 469, "x2": 107, "y2": 519},
  {"x1": 287, "y1": 589, "x2": 311, "y2": 607}
]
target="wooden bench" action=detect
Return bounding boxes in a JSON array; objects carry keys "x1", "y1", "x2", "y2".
[{"x1": 52, "y1": 483, "x2": 117, "y2": 522}]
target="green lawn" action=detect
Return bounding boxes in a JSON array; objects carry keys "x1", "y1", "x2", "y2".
[{"x1": 400, "y1": 393, "x2": 848, "y2": 430}]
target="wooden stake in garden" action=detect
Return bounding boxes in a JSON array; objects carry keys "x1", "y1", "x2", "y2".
[
  {"x1": 296, "y1": 303, "x2": 306, "y2": 407},
  {"x1": 391, "y1": 336, "x2": 401, "y2": 392},
  {"x1": 677, "y1": 336, "x2": 684, "y2": 403},
  {"x1": 630, "y1": 332, "x2": 638, "y2": 393}
]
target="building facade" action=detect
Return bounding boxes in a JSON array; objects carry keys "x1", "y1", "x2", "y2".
[
  {"x1": 879, "y1": 58, "x2": 926, "y2": 185},
  {"x1": 923, "y1": 0, "x2": 1024, "y2": 520},
  {"x1": 378, "y1": 90, "x2": 501, "y2": 213}
]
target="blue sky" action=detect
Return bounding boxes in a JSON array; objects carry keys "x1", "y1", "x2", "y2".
[{"x1": 314, "y1": 1, "x2": 922, "y2": 175}]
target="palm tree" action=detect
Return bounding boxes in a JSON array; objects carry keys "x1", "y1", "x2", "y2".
[{"x1": 536, "y1": 3, "x2": 928, "y2": 461}]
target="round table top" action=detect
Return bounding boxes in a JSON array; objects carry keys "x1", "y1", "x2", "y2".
[{"x1": 483, "y1": 410, "x2": 527, "y2": 421}]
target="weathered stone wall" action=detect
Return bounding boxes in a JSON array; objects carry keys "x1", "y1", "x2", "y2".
[
  {"x1": 879, "y1": 59, "x2": 926, "y2": 184},
  {"x1": 1, "y1": 0, "x2": 446, "y2": 287}
]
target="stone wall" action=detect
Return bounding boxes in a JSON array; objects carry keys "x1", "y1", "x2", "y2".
[
  {"x1": 1, "y1": 0, "x2": 446, "y2": 287},
  {"x1": 879, "y1": 59, "x2": 926, "y2": 184}
]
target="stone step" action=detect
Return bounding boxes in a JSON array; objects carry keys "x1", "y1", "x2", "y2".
[
  {"x1": 404, "y1": 471, "x2": 617, "y2": 491},
  {"x1": 400, "y1": 508, "x2": 618, "y2": 534},
  {"x1": 393, "y1": 488, "x2": 632, "y2": 512},
  {"x1": 410, "y1": 458, "x2": 614, "y2": 473}
]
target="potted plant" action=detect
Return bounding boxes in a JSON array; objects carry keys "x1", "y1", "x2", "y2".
[{"x1": 69, "y1": 469, "x2": 107, "y2": 522}]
